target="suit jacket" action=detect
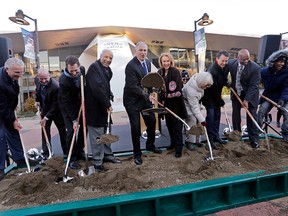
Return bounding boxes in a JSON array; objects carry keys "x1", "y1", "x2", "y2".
[
  {"x1": 0, "y1": 67, "x2": 19, "y2": 127},
  {"x1": 85, "y1": 60, "x2": 112, "y2": 127},
  {"x1": 35, "y1": 77, "x2": 63, "y2": 120},
  {"x1": 228, "y1": 59, "x2": 261, "y2": 107},
  {"x1": 123, "y1": 56, "x2": 152, "y2": 111}
]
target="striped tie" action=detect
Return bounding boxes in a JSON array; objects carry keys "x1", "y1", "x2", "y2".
[{"x1": 236, "y1": 65, "x2": 244, "y2": 95}]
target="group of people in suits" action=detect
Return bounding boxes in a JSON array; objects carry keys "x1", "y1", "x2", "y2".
[{"x1": 1, "y1": 42, "x2": 287, "y2": 181}]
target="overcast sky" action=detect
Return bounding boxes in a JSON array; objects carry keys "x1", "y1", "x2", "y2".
[{"x1": 1, "y1": 0, "x2": 288, "y2": 39}]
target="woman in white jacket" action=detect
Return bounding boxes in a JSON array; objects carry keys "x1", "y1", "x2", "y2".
[{"x1": 182, "y1": 72, "x2": 213, "y2": 151}]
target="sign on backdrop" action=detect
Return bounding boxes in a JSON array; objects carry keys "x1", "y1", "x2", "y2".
[{"x1": 21, "y1": 28, "x2": 36, "y2": 60}]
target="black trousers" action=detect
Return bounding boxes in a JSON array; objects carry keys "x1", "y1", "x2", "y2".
[
  {"x1": 61, "y1": 111, "x2": 85, "y2": 161},
  {"x1": 232, "y1": 98, "x2": 258, "y2": 142},
  {"x1": 41, "y1": 115, "x2": 67, "y2": 156},
  {"x1": 125, "y1": 108, "x2": 156, "y2": 157}
]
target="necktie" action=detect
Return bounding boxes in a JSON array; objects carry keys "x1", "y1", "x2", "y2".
[
  {"x1": 41, "y1": 85, "x2": 46, "y2": 105},
  {"x1": 142, "y1": 62, "x2": 147, "y2": 75},
  {"x1": 236, "y1": 65, "x2": 244, "y2": 95}
]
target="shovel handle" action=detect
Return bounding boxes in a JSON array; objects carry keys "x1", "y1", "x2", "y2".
[
  {"x1": 203, "y1": 126, "x2": 214, "y2": 160},
  {"x1": 222, "y1": 106, "x2": 233, "y2": 132},
  {"x1": 14, "y1": 111, "x2": 31, "y2": 173},
  {"x1": 37, "y1": 107, "x2": 52, "y2": 159},
  {"x1": 230, "y1": 88, "x2": 264, "y2": 133},
  {"x1": 64, "y1": 107, "x2": 82, "y2": 176},
  {"x1": 106, "y1": 110, "x2": 111, "y2": 134},
  {"x1": 260, "y1": 94, "x2": 288, "y2": 113},
  {"x1": 151, "y1": 96, "x2": 190, "y2": 130},
  {"x1": 80, "y1": 75, "x2": 89, "y2": 164}
]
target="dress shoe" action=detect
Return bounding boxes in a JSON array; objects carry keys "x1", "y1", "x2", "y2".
[
  {"x1": 214, "y1": 137, "x2": 228, "y2": 144},
  {"x1": 185, "y1": 141, "x2": 196, "y2": 151},
  {"x1": 94, "y1": 164, "x2": 105, "y2": 173},
  {"x1": 104, "y1": 158, "x2": 121, "y2": 164},
  {"x1": 0, "y1": 169, "x2": 4, "y2": 181},
  {"x1": 166, "y1": 145, "x2": 174, "y2": 150},
  {"x1": 175, "y1": 152, "x2": 182, "y2": 158},
  {"x1": 69, "y1": 161, "x2": 80, "y2": 169},
  {"x1": 251, "y1": 141, "x2": 260, "y2": 149},
  {"x1": 195, "y1": 142, "x2": 203, "y2": 147},
  {"x1": 134, "y1": 157, "x2": 143, "y2": 165},
  {"x1": 146, "y1": 146, "x2": 162, "y2": 154}
]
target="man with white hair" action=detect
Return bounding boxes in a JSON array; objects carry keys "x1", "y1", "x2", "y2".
[{"x1": 0, "y1": 58, "x2": 26, "y2": 180}]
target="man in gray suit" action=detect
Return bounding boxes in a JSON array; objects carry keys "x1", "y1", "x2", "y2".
[
  {"x1": 228, "y1": 49, "x2": 261, "y2": 148},
  {"x1": 123, "y1": 41, "x2": 162, "y2": 166}
]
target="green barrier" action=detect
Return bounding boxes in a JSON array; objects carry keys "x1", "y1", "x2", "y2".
[{"x1": 1, "y1": 134, "x2": 286, "y2": 216}]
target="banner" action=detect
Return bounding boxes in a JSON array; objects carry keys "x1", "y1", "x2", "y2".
[
  {"x1": 21, "y1": 28, "x2": 36, "y2": 60},
  {"x1": 194, "y1": 28, "x2": 207, "y2": 72}
]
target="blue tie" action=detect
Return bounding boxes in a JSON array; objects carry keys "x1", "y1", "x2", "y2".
[{"x1": 142, "y1": 62, "x2": 147, "y2": 75}]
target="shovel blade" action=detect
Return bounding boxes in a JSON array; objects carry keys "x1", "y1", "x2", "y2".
[{"x1": 78, "y1": 166, "x2": 95, "y2": 177}]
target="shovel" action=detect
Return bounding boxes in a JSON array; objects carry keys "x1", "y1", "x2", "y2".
[
  {"x1": 37, "y1": 107, "x2": 53, "y2": 159},
  {"x1": 150, "y1": 96, "x2": 194, "y2": 134},
  {"x1": 231, "y1": 88, "x2": 270, "y2": 150},
  {"x1": 15, "y1": 111, "x2": 41, "y2": 174},
  {"x1": 57, "y1": 107, "x2": 82, "y2": 183},
  {"x1": 203, "y1": 126, "x2": 214, "y2": 161},
  {"x1": 98, "y1": 110, "x2": 119, "y2": 144},
  {"x1": 260, "y1": 94, "x2": 288, "y2": 113},
  {"x1": 78, "y1": 75, "x2": 95, "y2": 177}
]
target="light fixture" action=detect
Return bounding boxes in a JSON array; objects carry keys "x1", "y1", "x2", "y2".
[
  {"x1": 9, "y1": 9, "x2": 40, "y2": 69},
  {"x1": 194, "y1": 13, "x2": 213, "y2": 32},
  {"x1": 193, "y1": 13, "x2": 213, "y2": 73}
]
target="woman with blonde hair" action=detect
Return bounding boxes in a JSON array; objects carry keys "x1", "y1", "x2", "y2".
[{"x1": 158, "y1": 53, "x2": 187, "y2": 158}]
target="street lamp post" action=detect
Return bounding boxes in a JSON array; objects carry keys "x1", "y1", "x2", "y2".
[
  {"x1": 194, "y1": 13, "x2": 213, "y2": 72},
  {"x1": 9, "y1": 9, "x2": 40, "y2": 69}
]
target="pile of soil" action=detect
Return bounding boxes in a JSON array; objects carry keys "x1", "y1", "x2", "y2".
[{"x1": 1, "y1": 137, "x2": 287, "y2": 212}]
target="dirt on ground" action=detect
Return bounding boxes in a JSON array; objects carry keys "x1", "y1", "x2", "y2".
[{"x1": 1, "y1": 137, "x2": 288, "y2": 212}]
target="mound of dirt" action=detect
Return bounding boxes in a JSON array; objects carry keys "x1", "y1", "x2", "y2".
[{"x1": 1, "y1": 137, "x2": 287, "y2": 211}]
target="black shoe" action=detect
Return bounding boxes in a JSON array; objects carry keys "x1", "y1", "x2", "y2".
[
  {"x1": 166, "y1": 145, "x2": 174, "y2": 150},
  {"x1": 94, "y1": 164, "x2": 105, "y2": 173},
  {"x1": 103, "y1": 158, "x2": 121, "y2": 164},
  {"x1": 185, "y1": 141, "x2": 196, "y2": 151},
  {"x1": 251, "y1": 141, "x2": 260, "y2": 149},
  {"x1": 0, "y1": 169, "x2": 4, "y2": 181},
  {"x1": 146, "y1": 146, "x2": 162, "y2": 154},
  {"x1": 214, "y1": 137, "x2": 228, "y2": 144},
  {"x1": 134, "y1": 157, "x2": 143, "y2": 165},
  {"x1": 69, "y1": 161, "x2": 80, "y2": 169},
  {"x1": 175, "y1": 152, "x2": 182, "y2": 158},
  {"x1": 195, "y1": 142, "x2": 203, "y2": 147}
]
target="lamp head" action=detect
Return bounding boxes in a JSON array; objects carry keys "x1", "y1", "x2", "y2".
[
  {"x1": 9, "y1": 9, "x2": 30, "y2": 25},
  {"x1": 198, "y1": 13, "x2": 213, "y2": 26}
]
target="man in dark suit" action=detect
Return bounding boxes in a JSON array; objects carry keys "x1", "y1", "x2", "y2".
[
  {"x1": 0, "y1": 58, "x2": 26, "y2": 180},
  {"x1": 123, "y1": 41, "x2": 162, "y2": 165},
  {"x1": 58, "y1": 56, "x2": 85, "y2": 169},
  {"x1": 85, "y1": 49, "x2": 121, "y2": 173},
  {"x1": 35, "y1": 68, "x2": 67, "y2": 159},
  {"x1": 228, "y1": 49, "x2": 261, "y2": 148}
]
